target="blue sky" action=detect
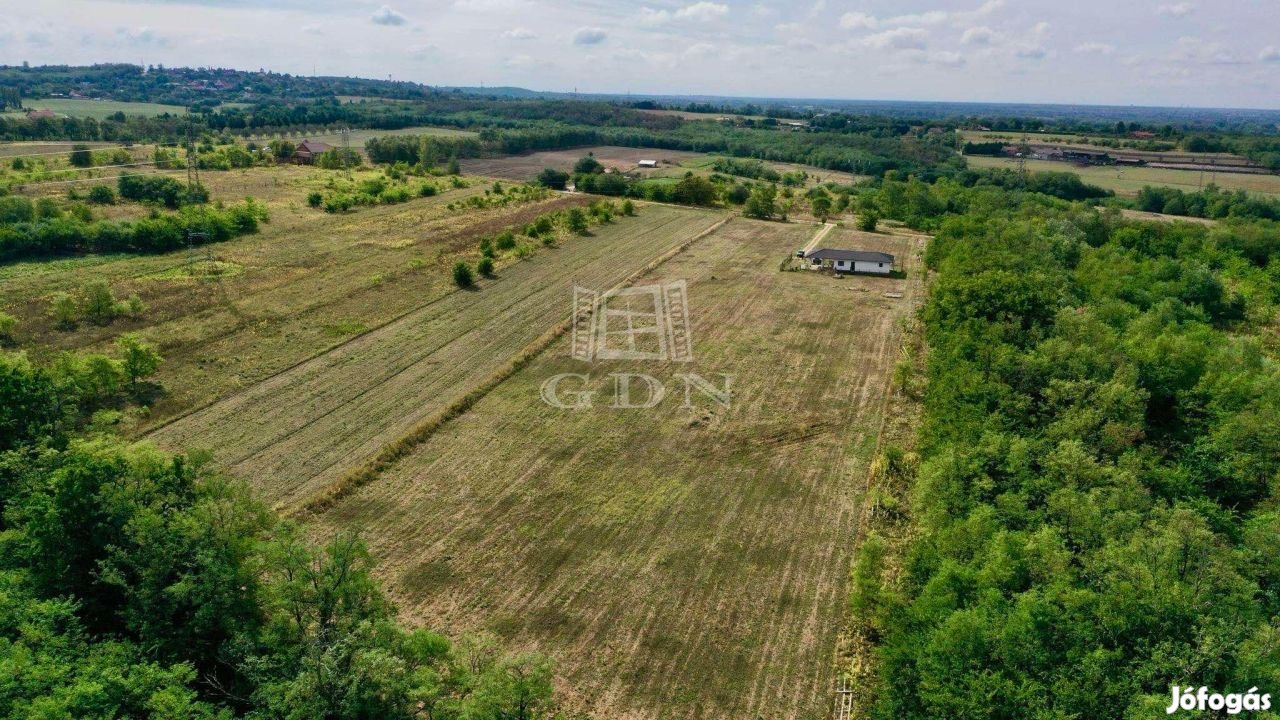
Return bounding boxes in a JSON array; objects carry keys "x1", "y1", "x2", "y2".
[{"x1": 4, "y1": 0, "x2": 1280, "y2": 108}]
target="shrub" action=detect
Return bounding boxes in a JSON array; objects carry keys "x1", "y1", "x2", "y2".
[
  {"x1": 495, "y1": 231, "x2": 517, "y2": 251},
  {"x1": 306, "y1": 191, "x2": 323, "y2": 208},
  {"x1": 81, "y1": 282, "x2": 119, "y2": 324},
  {"x1": 477, "y1": 256, "x2": 495, "y2": 277},
  {"x1": 566, "y1": 208, "x2": 589, "y2": 234},
  {"x1": 69, "y1": 144, "x2": 94, "y2": 168},
  {"x1": 116, "y1": 334, "x2": 162, "y2": 388},
  {"x1": 452, "y1": 261, "x2": 474, "y2": 288},
  {"x1": 857, "y1": 211, "x2": 879, "y2": 232},
  {"x1": 418, "y1": 183, "x2": 438, "y2": 197},
  {"x1": 0, "y1": 311, "x2": 16, "y2": 343},
  {"x1": 621, "y1": 199, "x2": 636, "y2": 216},
  {"x1": 88, "y1": 185, "x2": 116, "y2": 205},
  {"x1": 50, "y1": 292, "x2": 78, "y2": 328}
]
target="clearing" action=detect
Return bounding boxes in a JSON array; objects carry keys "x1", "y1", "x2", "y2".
[
  {"x1": 307, "y1": 217, "x2": 926, "y2": 719},
  {"x1": 461, "y1": 145, "x2": 705, "y2": 180}
]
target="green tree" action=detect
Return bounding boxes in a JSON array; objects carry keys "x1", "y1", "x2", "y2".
[
  {"x1": 116, "y1": 334, "x2": 162, "y2": 388},
  {"x1": 621, "y1": 199, "x2": 636, "y2": 216},
  {"x1": 743, "y1": 184, "x2": 778, "y2": 219},
  {"x1": 477, "y1": 256, "x2": 495, "y2": 277},
  {"x1": 87, "y1": 185, "x2": 116, "y2": 205},
  {"x1": 673, "y1": 174, "x2": 717, "y2": 206},
  {"x1": 50, "y1": 292, "x2": 78, "y2": 329},
  {"x1": 566, "y1": 208, "x2": 589, "y2": 234},
  {"x1": 447, "y1": 153, "x2": 461, "y2": 175},
  {"x1": 810, "y1": 194, "x2": 832, "y2": 221},
  {"x1": 857, "y1": 211, "x2": 879, "y2": 232},
  {"x1": 69, "y1": 144, "x2": 94, "y2": 168},
  {"x1": 536, "y1": 167, "x2": 569, "y2": 189},
  {"x1": 81, "y1": 282, "x2": 118, "y2": 324},
  {"x1": 573, "y1": 154, "x2": 603, "y2": 174},
  {"x1": 453, "y1": 260, "x2": 474, "y2": 288}
]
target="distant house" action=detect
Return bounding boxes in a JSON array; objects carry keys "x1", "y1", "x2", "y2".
[
  {"x1": 293, "y1": 140, "x2": 335, "y2": 165},
  {"x1": 805, "y1": 248, "x2": 894, "y2": 275},
  {"x1": 637, "y1": 159, "x2": 658, "y2": 168}
]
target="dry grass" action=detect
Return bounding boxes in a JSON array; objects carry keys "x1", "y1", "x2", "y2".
[
  {"x1": 305, "y1": 218, "x2": 927, "y2": 720},
  {"x1": 145, "y1": 204, "x2": 729, "y2": 509},
  {"x1": 0, "y1": 164, "x2": 585, "y2": 425},
  {"x1": 967, "y1": 154, "x2": 1280, "y2": 197},
  {"x1": 460, "y1": 146, "x2": 705, "y2": 181}
]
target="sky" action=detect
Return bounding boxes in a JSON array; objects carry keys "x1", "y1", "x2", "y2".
[{"x1": 2, "y1": 0, "x2": 1280, "y2": 108}]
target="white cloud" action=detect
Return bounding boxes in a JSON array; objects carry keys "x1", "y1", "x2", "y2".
[
  {"x1": 501, "y1": 27, "x2": 536, "y2": 40},
  {"x1": 640, "y1": 2, "x2": 728, "y2": 26},
  {"x1": 1074, "y1": 41, "x2": 1115, "y2": 55},
  {"x1": 930, "y1": 51, "x2": 966, "y2": 67},
  {"x1": 775, "y1": 22, "x2": 802, "y2": 34},
  {"x1": 573, "y1": 26, "x2": 607, "y2": 45},
  {"x1": 114, "y1": 26, "x2": 166, "y2": 46},
  {"x1": 1260, "y1": 46, "x2": 1280, "y2": 62},
  {"x1": 1015, "y1": 45, "x2": 1046, "y2": 59},
  {"x1": 1033, "y1": 21, "x2": 1050, "y2": 36},
  {"x1": 807, "y1": 0, "x2": 826, "y2": 19},
  {"x1": 863, "y1": 27, "x2": 928, "y2": 51},
  {"x1": 300, "y1": 23, "x2": 322, "y2": 35},
  {"x1": 1157, "y1": 2, "x2": 1193, "y2": 17},
  {"x1": 885, "y1": 10, "x2": 949, "y2": 25},
  {"x1": 961, "y1": 26, "x2": 995, "y2": 45},
  {"x1": 370, "y1": 5, "x2": 407, "y2": 26},
  {"x1": 839, "y1": 12, "x2": 878, "y2": 30},
  {"x1": 677, "y1": 2, "x2": 729, "y2": 21}
]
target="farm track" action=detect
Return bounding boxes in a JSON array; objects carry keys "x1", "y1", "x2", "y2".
[
  {"x1": 148, "y1": 206, "x2": 727, "y2": 509},
  {"x1": 307, "y1": 220, "x2": 923, "y2": 719}
]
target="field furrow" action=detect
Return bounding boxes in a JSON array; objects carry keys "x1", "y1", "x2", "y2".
[
  {"x1": 307, "y1": 218, "x2": 924, "y2": 719},
  {"x1": 148, "y1": 205, "x2": 727, "y2": 508}
]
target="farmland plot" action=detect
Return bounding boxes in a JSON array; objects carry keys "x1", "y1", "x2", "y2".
[
  {"x1": 308, "y1": 218, "x2": 925, "y2": 719},
  {"x1": 149, "y1": 205, "x2": 727, "y2": 509}
]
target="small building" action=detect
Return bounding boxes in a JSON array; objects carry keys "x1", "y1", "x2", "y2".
[
  {"x1": 806, "y1": 248, "x2": 894, "y2": 275},
  {"x1": 637, "y1": 159, "x2": 658, "y2": 168},
  {"x1": 293, "y1": 139, "x2": 334, "y2": 165}
]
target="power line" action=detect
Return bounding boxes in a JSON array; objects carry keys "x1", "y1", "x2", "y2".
[{"x1": 0, "y1": 143, "x2": 178, "y2": 160}]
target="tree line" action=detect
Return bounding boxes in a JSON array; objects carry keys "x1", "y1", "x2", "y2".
[{"x1": 851, "y1": 184, "x2": 1280, "y2": 718}]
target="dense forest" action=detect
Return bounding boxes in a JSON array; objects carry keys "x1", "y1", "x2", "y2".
[
  {"x1": 846, "y1": 180, "x2": 1280, "y2": 717},
  {"x1": 0, "y1": 349, "x2": 560, "y2": 718}
]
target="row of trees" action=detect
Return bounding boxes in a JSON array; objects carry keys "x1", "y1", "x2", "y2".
[
  {"x1": 855, "y1": 185, "x2": 1280, "y2": 717},
  {"x1": 1133, "y1": 183, "x2": 1280, "y2": 220},
  {"x1": 0, "y1": 195, "x2": 266, "y2": 262}
]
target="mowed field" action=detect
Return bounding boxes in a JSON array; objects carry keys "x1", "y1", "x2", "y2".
[
  {"x1": 307, "y1": 218, "x2": 925, "y2": 719},
  {"x1": 147, "y1": 204, "x2": 728, "y2": 508},
  {"x1": 967, "y1": 154, "x2": 1280, "y2": 197},
  {"x1": 4, "y1": 98, "x2": 188, "y2": 119},
  {"x1": 0, "y1": 165, "x2": 593, "y2": 424},
  {"x1": 461, "y1": 145, "x2": 705, "y2": 180}
]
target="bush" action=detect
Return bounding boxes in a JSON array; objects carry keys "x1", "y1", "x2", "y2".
[
  {"x1": 81, "y1": 282, "x2": 119, "y2": 324},
  {"x1": 87, "y1": 185, "x2": 116, "y2": 205},
  {"x1": 418, "y1": 183, "x2": 438, "y2": 197},
  {"x1": 621, "y1": 199, "x2": 636, "y2": 216},
  {"x1": 536, "y1": 167, "x2": 570, "y2": 190},
  {"x1": 50, "y1": 292, "x2": 78, "y2": 328},
  {"x1": 566, "y1": 208, "x2": 589, "y2": 234},
  {"x1": 495, "y1": 231, "x2": 517, "y2": 251},
  {"x1": 0, "y1": 311, "x2": 16, "y2": 343},
  {"x1": 69, "y1": 144, "x2": 94, "y2": 168},
  {"x1": 452, "y1": 261, "x2": 474, "y2": 288},
  {"x1": 857, "y1": 211, "x2": 879, "y2": 232},
  {"x1": 306, "y1": 191, "x2": 323, "y2": 208},
  {"x1": 477, "y1": 256, "x2": 495, "y2": 277}
]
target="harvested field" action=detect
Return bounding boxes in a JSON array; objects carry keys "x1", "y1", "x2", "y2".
[
  {"x1": 0, "y1": 165, "x2": 588, "y2": 423},
  {"x1": 460, "y1": 145, "x2": 704, "y2": 180},
  {"x1": 967, "y1": 155, "x2": 1280, "y2": 197},
  {"x1": 147, "y1": 204, "x2": 728, "y2": 509},
  {"x1": 307, "y1": 217, "x2": 926, "y2": 719}
]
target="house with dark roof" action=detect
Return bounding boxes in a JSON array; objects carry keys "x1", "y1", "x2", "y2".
[
  {"x1": 805, "y1": 248, "x2": 894, "y2": 275},
  {"x1": 293, "y1": 140, "x2": 334, "y2": 164}
]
